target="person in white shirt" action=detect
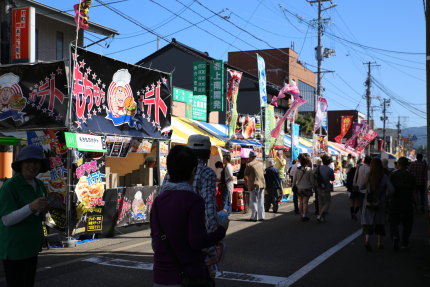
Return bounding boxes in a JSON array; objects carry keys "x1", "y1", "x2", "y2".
[{"x1": 223, "y1": 155, "x2": 234, "y2": 214}]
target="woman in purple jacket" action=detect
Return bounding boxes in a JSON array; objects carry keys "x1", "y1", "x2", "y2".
[{"x1": 151, "y1": 145, "x2": 228, "y2": 286}]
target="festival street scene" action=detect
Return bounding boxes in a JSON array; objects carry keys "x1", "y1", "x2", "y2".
[{"x1": 0, "y1": 0, "x2": 429, "y2": 286}]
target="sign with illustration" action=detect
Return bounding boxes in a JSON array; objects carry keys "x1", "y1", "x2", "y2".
[
  {"x1": 158, "y1": 141, "x2": 169, "y2": 183},
  {"x1": 0, "y1": 61, "x2": 67, "y2": 131},
  {"x1": 27, "y1": 130, "x2": 68, "y2": 230},
  {"x1": 73, "y1": 152, "x2": 106, "y2": 235},
  {"x1": 128, "y1": 139, "x2": 153, "y2": 154},
  {"x1": 116, "y1": 186, "x2": 157, "y2": 226},
  {"x1": 71, "y1": 47, "x2": 172, "y2": 139}
]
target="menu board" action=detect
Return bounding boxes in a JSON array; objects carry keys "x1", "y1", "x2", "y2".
[
  {"x1": 229, "y1": 144, "x2": 242, "y2": 173},
  {"x1": 128, "y1": 139, "x2": 153, "y2": 154},
  {"x1": 158, "y1": 141, "x2": 169, "y2": 183},
  {"x1": 73, "y1": 153, "x2": 106, "y2": 235}
]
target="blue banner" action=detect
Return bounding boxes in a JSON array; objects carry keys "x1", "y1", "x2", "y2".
[
  {"x1": 292, "y1": 123, "x2": 300, "y2": 162},
  {"x1": 257, "y1": 54, "x2": 267, "y2": 108}
]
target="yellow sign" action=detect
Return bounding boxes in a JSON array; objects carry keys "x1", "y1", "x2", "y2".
[{"x1": 87, "y1": 215, "x2": 103, "y2": 232}]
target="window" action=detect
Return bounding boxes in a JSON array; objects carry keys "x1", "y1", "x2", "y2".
[
  {"x1": 56, "y1": 32, "x2": 63, "y2": 60},
  {"x1": 298, "y1": 80, "x2": 315, "y2": 112}
]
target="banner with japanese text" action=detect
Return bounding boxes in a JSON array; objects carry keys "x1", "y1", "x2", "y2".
[
  {"x1": 313, "y1": 134, "x2": 329, "y2": 155},
  {"x1": 226, "y1": 70, "x2": 242, "y2": 137},
  {"x1": 334, "y1": 116, "x2": 353, "y2": 144},
  {"x1": 27, "y1": 130, "x2": 68, "y2": 230},
  {"x1": 345, "y1": 122, "x2": 364, "y2": 149},
  {"x1": 314, "y1": 97, "x2": 328, "y2": 132},
  {"x1": 73, "y1": 151, "x2": 106, "y2": 235},
  {"x1": 71, "y1": 47, "x2": 171, "y2": 139},
  {"x1": 209, "y1": 60, "x2": 224, "y2": 111},
  {"x1": 0, "y1": 61, "x2": 67, "y2": 131}
]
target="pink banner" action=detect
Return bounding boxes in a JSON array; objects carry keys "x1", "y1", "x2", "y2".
[
  {"x1": 270, "y1": 97, "x2": 306, "y2": 139},
  {"x1": 355, "y1": 129, "x2": 378, "y2": 153}
]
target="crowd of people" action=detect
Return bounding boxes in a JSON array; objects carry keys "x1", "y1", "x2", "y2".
[{"x1": 0, "y1": 134, "x2": 427, "y2": 287}]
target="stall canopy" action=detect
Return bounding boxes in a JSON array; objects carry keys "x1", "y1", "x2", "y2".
[
  {"x1": 329, "y1": 142, "x2": 359, "y2": 157},
  {"x1": 284, "y1": 135, "x2": 312, "y2": 154},
  {"x1": 193, "y1": 120, "x2": 262, "y2": 147},
  {"x1": 171, "y1": 116, "x2": 225, "y2": 147}
]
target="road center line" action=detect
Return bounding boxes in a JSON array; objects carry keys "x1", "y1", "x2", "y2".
[{"x1": 275, "y1": 229, "x2": 362, "y2": 287}]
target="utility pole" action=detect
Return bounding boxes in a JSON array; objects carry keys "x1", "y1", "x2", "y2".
[
  {"x1": 308, "y1": 0, "x2": 336, "y2": 111},
  {"x1": 381, "y1": 98, "x2": 390, "y2": 153},
  {"x1": 396, "y1": 116, "x2": 401, "y2": 155},
  {"x1": 363, "y1": 61, "x2": 379, "y2": 154}
]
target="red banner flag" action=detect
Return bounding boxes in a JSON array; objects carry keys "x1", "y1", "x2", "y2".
[
  {"x1": 334, "y1": 116, "x2": 353, "y2": 144},
  {"x1": 355, "y1": 129, "x2": 378, "y2": 153}
]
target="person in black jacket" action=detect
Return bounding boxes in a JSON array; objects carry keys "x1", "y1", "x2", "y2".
[
  {"x1": 264, "y1": 159, "x2": 282, "y2": 213},
  {"x1": 346, "y1": 158, "x2": 361, "y2": 220},
  {"x1": 389, "y1": 157, "x2": 416, "y2": 250}
]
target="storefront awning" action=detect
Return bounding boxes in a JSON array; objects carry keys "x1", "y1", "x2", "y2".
[
  {"x1": 171, "y1": 117, "x2": 225, "y2": 147},
  {"x1": 192, "y1": 120, "x2": 263, "y2": 147}
]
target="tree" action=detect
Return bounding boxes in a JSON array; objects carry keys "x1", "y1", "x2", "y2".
[{"x1": 295, "y1": 114, "x2": 314, "y2": 138}]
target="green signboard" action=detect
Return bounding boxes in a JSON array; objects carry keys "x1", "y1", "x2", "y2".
[
  {"x1": 65, "y1": 132, "x2": 106, "y2": 152},
  {"x1": 209, "y1": 60, "x2": 224, "y2": 111},
  {"x1": 173, "y1": 87, "x2": 192, "y2": 103},
  {"x1": 192, "y1": 61, "x2": 207, "y2": 95},
  {"x1": 192, "y1": 95, "x2": 207, "y2": 121},
  {"x1": 173, "y1": 88, "x2": 207, "y2": 121}
]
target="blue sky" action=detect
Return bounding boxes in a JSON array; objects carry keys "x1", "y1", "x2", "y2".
[{"x1": 43, "y1": 0, "x2": 426, "y2": 129}]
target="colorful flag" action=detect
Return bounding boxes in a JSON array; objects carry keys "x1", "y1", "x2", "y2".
[
  {"x1": 74, "y1": 0, "x2": 92, "y2": 30},
  {"x1": 355, "y1": 129, "x2": 378, "y2": 153},
  {"x1": 271, "y1": 97, "x2": 306, "y2": 139},
  {"x1": 226, "y1": 70, "x2": 242, "y2": 137},
  {"x1": 271, "y1": 83, "x2": 300, "y2": 107},
  {"x1": 314, "y1": 97, "x2": 328, "y2": 132},
  {"x1": 256, "y1": 54, "x2": 267, "y2": 108},
  {"x1": 265, "y1": 105, "x2": 276, "y2": 156},
  {"x1": 345, "y1": 122, "x2": 366, "y2": 149},
  {"x1": 334, "y1": 116, "x2": 353, "y2": 143}
]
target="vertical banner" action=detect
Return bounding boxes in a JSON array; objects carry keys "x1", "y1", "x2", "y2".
[
  {"x1": 271, "y1": 98, "x2": 306, "y2": 139},
  {"x1": 256, "y1": 54, "x2": 267, "y2": 108},
  {"x1": 292, "y1": 123, "x2": 300, "y2": 161},
  {"x1": 192, "y1": 61, "x2": 207, "y2": 95},
  {"x1": 334, "y1": 116, "x2": 353, "y2": 143},
  {"x1": 73, "y1": 153, "x2": 106, "y2": 235},
  {"x1": 314, "y1": 97, "x2": 328, "y2": 132},
  {"x1": 254, "y1": 115, "x2": 262, "y2": 139},
  {"x1": 11, "y1": 7, "x2": 35, "y2": 63},
  {"x1": 313, "y1": 134, "x2": 329, "y2": 155},
  {"x1": 226, "y1": 70, "x2": 242, "y2": 138},
  {"x1": 265, "y1": 105, "x2": 276, "y2": 156},
  {"x1": 209, "y1": 60, "x2": 224, "y2": 111},
  {"x1": 27, "y1": 131, "x2": 68, "y2": 230},
  {"x1": 158, "y1": 141, "x2": 169, "y2": 183},
  {"x1": 345, "y1": 122, "x2": 363, "y2": 149}
]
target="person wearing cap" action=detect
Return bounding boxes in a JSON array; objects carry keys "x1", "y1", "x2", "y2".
[
  {"x1": 0, "y1": 145, "x2": 49, "y2": 286},
  {"x1": 389, "y1": 157, "x2": 416, "y2": 250},
  {"x1": 244, "y1": 150, "x2": 266, "y2": 221},
  {"x1": 264, "y1": 159, "x2": 282, "y2": 213}
]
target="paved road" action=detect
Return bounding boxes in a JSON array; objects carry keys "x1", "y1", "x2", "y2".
[{"x1": 1, "y1": 187, "x2": 430, "y2": 287}]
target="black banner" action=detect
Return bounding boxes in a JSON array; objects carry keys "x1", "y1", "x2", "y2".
[
  {"x1": 116, "y1": 186, "x2": 157, "y2": 227},
  {"x1": 71, "y1": 47, "x2": 172, "y2": 139},
  {"x1": 0, "y1": 61, "x2": 68, "y2": 130}
]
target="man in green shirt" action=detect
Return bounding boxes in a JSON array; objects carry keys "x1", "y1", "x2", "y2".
[{"x1": 274, "y1": 150, "x2": 287, "y2": 186}]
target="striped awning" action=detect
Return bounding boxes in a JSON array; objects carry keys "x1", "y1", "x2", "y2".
[{"x1": 171, "y1": 117, "x2": 225, "y2": 147}]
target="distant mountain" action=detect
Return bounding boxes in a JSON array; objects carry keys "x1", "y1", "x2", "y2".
[{"x1": 402, "y1": 126, "x2": 427, "y2": 148}]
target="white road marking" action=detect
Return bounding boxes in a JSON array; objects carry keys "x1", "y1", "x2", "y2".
[
  {"x1": 275, "y1": 229, "x2": 362, "y2": 287},
  {"x1": 82, "y1": 229, "x2": 362, "y2": 286},
  {"x1": 83, "y1": 256, "x2": 289, "y2": 285}
]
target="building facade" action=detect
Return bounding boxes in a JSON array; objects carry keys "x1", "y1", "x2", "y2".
[{"x1": 228, "y1": 48, "x2": 316, "y2": 113}]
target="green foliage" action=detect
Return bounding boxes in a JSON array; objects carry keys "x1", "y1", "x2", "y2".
[{"x1": 295, "y1": 114, "x2": 314, "y2": 138}]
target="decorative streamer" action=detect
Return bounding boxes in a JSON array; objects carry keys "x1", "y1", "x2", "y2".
[
  {"x1": 271, "y1": 83, "x2": 300, "y2": 107},
  {"x1": 226, "y1": 70, "x2": 242, "y2": 138},
  {"x1": 270, "y1": 97, "x2": 306, "y2": 139},
  {"x1": 74, "y1": 0, "x2": 93, "y2": 30}
]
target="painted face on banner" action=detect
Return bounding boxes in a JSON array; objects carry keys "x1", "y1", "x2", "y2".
[
  {"x1": 0, "y1": 73, "x2": 25, "y2": 114},
  {"x1": 107, "y1": 69, "x2": 137, "y2": 124}
]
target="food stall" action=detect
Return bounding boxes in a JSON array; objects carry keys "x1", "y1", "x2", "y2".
[{"x1": 68, "y1": 47, "x2": 172, "y2": 237}]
